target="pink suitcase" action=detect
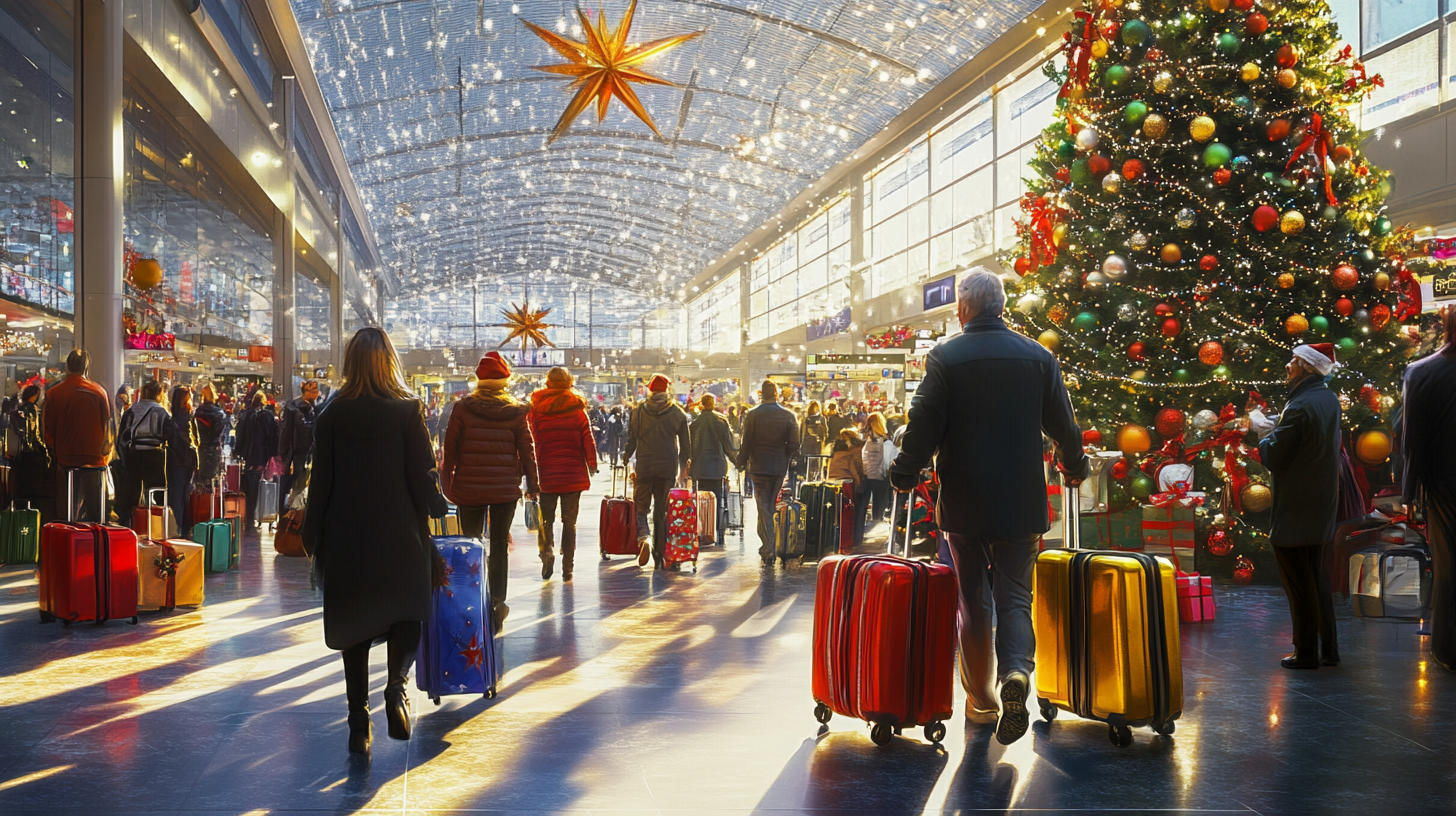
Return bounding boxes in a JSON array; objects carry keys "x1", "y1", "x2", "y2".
[
  {"x1": 665, "y1": 488, "x2": 699, "y2": 571},
  {"x1": 38, "y1": 523, "x2": 140, "y2": 626},
  {"x1": 599, "y1": 465, "x2": 638, "y2": 559}
]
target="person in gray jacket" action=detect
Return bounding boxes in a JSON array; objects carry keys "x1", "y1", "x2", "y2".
[
  {"x1": 689, "y1": 393, "x2": 737, "y2": 547},
  {"x1": 735, "y1": 381, "x2": 799, "y2": 566},
  {"x1": 1258, "y1": 343, "x2": 1343, "y2": 671},
  {"x1": 625, "y1": 374, "x2": 690, "y2": 569}
]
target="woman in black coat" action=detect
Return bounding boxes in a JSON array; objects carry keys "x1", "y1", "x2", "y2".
[
  {"x1": 303, "y1": 327, "x2": 447, "y2": 755},
  {"x1": 1402, "y1": 307, "x2": 1456, "y2": 671},
  {"x1": 164, "y1": 386, "x2": 199, "y2": 537}
]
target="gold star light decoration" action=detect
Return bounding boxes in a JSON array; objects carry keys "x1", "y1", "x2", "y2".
[
  {"x1": 494, "y1": 301, "x2": 557, "y2": 350},
  {"x1": 522, "y1": 0, "x2": 703, "y2": 144}
]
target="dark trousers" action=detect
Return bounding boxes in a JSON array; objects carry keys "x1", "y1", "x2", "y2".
[
  {"x1": 166, "y1": 464, "x2": 195, "y2": 538},
  {"x1": 750, "y1": 473, "x2": 785, "y2": 559},
  {"x1": 945, "y1": 533, "x2": 1039, "y2": 713},
  {"x1": 694, "y1": 478, "x2": 727, "y2": 546},
  {"x1": 864, "y1": 478, "x2": 891, "y2": 522},
  {"x1": 341, "y1": 621, "x2": 421, "y2": 712},
  {"x1": 279, "y1": 454, "x2": 309, "y2": 511},
  {"x1": 241, "y1": 468, "x2": 263, "y2": 530},
  {"x1": 117, "y1": 448, "x2": 166, "y2": 524},
  {"x1": 1274, "y1": 544, "x2": 1339, "y2": 661},
  {"x1": 56, "y1": 466, "x2": 107, "y2": 524},
  {"x1": 1423, "y1": 481, "x2": 1456, "y2": 670},
  {"x1": 539, "y1": 491, "x2": 582, "y2": 560},
  {"x1": 633, "y1": 477, "x2": 672, "y2": 561},
  {"x1": 459, "y1": 502, "x2": 516, "y2": 605}
]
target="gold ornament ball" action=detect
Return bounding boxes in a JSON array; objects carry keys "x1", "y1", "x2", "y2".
[
  {"x1": 1278, "y1": 272, "x2": 1296, "y2": 289},
  {"x1": 1130, "y1": 369, "x2": 1149, "y2": 381},
  {"x1": 1240, "y1": 62, "x2": 1261, "y2": 82},
  {"x1": 1091, "y1": 39, "x2": 1109, "y2": 59},
  {"x1": 1161, "y1": 243, "x2": 1183, "y2": 264},
  {"x1": 131, "y1": 258, "x2": 163, "y2": 291},
  {"x1": 1117, "y1": 423, "x2": 1153, "y2": 455},
  {"x1": 1190, "y1": 116, "x2": 1217, "y2": 142},
  {"x1": 1280, "y1": 209, "x2": 1306, "y2": 235},
  {"x1": 1142, "y1": 113, "x2": 1169, "y2": 139},
  {"x1": 1374, "y1": 271, "x2": 1392, "y2": 290},
  {"x1": 1277, "y1": 68, "x2": 1298, "y2": 88},
  {"x1": 1209, "y1": 0, "x2": 1230, "y2": 11},
  {"x1": 1355, "y1": 429, "x2": 1393, "y2": 466},
  {"x1": 1052, "y1": 223, "x2": 1069, "y2": 247},
  {"x1": 1241, "y1": 483, "x2": 1273, "y2": 513},
  {"x1": 1285, "y1": 314, "x2": 1310, "y2": 335},
  {"x1": 1153, "y1": 72, "x2": 1174, "y2": 93},
  {"x1": 1038, "y1": 329, "x2": 1062, "y2": 351}
]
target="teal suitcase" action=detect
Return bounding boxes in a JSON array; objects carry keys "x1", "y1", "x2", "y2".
[
  {"x1": 195, "y1": 519, "x2": 235, "y2": 573},
  {"x1": 0, "y1": 502, "x2": 40, "y2": 565}
]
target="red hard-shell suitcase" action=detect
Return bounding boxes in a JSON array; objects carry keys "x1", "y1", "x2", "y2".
[
  {"x1": 600, "y1": 465, "x2": 638, "y2": 558},
  {"x1": 38, "y1": 522, "x2": 140, "y2": 626},
  {"x1": 811, "y1": 496, "x2": 955, "y2": 745},
  {"x1": 665, "y1": 487, "x2": 699, "y2": 571}
]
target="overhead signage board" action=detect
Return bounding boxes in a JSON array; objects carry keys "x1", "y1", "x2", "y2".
[
  {"x1": 923, "y1": 274, "x2": 957, "y2": 311},
  {"x1": 805, "y1": 353, "x2": 905, "y2": 382},
  {"x1": 806, "y1": 307, "x2": 852, "y2": 341}
]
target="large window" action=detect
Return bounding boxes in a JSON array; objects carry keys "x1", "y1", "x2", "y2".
[
  {"x1": 747, "y1": 194, "x2": 851, "y2": 343},
  {"x1": 1362, "y1": 0, "x2": 1438, "y2": 52},
  {"x1": 688, "y1": 270, "x2": 741, "y2": 355}
]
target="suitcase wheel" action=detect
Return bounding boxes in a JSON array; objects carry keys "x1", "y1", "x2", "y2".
[
  {"x1": 601, "y1": 552, "x2": 610, "y2": 561},
  {"x1": 61, "y1": 618, "x2": 72, "y2": 627},
  {"x1": 129, "y1": 616, "x2": 139, "y2": 625},
  {"x1": 813, "y1": 702, "x2": 832, "y2": 724},
  {"x1": 38, "y1": 610, "x2": 54, "y2": 624},
  {"x1": 485, "y1": 688, "x2": 497, "y2": 700},
  {"x1": 869, "y1": 723, "x2": 893, "y2": 746},
  {"x1": 431, "y1": 696, "x2": 441, "y2": 706},
  {"x1": 1153, "y1": 719, "x2": 1176, "y2": 737},
  {"x1": 924, "y1": 721, "x2": 946, "y2": 744},
  {"x1": 1039, "y1": 701, "x2": 1058, "y2": 722},
  {"x1": 1108, "y1": 724, "x2": 1133, "y2": 747}
]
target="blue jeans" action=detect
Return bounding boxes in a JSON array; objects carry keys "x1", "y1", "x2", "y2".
[{"x1": 944, "y1": 533, "x2": 1039, "y2": 713}]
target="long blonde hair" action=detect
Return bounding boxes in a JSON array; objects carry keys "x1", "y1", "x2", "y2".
[
  {"x1": 866, "y1": 411, "x2": 887, "y2": 438},
  {"x1": 337, "y1": 327, "x2": 412, "y2": 401}
]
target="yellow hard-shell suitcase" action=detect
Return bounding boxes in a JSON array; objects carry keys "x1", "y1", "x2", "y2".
[{"x1": 1034, "y1": 477, "x2": 1183, "y2": 746}]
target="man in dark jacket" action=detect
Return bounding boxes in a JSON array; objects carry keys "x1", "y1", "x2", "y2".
[
  {"x1": 279, "y1": 380, "x2": 320, "y2": 508},
  {"x1": 194, "y1": 384, "x2": 229, "y2": 487},
  {"x1": 689, "y1": 393, "x2": 737, "y2": 547},
  {"x1": 234, "y1": 393, "x2": 280, "y2": 532},
  {"x1": 735, "y1": 380, "x2": 799, "y2": 565},
  {"x1": 116, "y1": 379, "x2": 170, "y2": 525},
  {"x1": 1258, "y1": 343, "x2": 1343, "y2": 670},
  {"x1": 625, "y1": 374, "x2": 690, "y2": 569},
  {"x1": 890, "y1": 268, "x2": 1087, "y2": 747}
]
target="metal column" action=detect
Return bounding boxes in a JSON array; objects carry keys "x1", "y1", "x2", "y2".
[
  {"x1": 331, "y1": 190, "x2": 345, "y2": 377},
  {"x1": 72, "y1": 0, "x2": 124, "y2": 397},
  {"x1": 272, "y1": 77, "x2": 297, "y2": 401}
]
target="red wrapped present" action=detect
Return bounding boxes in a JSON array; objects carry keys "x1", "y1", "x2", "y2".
[{"x1": 1176, "y1": 572, "x2": 1216, "y2": 623}]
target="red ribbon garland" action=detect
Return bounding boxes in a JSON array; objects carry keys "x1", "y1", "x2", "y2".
[
  {"x1": 1394, "y1": 264, "x2": 1423, "y2": 322},
  {"x1": 1019, "y1": 194, "x2": 1059, "y2": 269},
  {"x1": 1056, "y1": 9, "x2": 1102, "y2": 106},
  {"x1": 1284, "y1": 113, "x2": 1338, "y2": 207},
  {"x1": 1184, "y1": 427, "x2": 1254, "y2": 512}
]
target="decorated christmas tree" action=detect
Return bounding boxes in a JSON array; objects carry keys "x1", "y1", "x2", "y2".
[{"x1": 1006, "y1": 0, "x2": 1424, "y2": 581}]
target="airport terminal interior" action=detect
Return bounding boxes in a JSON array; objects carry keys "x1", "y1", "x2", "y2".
[{"x1": 0, "y1": 0, "x2": 1454, "y2": 813}]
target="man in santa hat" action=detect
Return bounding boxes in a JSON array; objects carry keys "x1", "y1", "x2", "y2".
[
  {"x1": 1258, "y1": 342, "x2": 1343, "y2": 670},
  {"x1": 624, "y1": 373, "x2": 690, "y2": 569}
]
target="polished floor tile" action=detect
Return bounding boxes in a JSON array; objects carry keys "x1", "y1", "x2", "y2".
[{"x1": 0, "y1": 469, "x2": 1452, "y2": 815}]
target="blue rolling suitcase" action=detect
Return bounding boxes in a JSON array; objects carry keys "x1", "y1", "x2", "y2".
[{"x1": 417, "y1": 536, "x2": 498, "y2": 704}]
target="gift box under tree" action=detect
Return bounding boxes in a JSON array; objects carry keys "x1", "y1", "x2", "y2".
[
  {"x1": 1143, "y1": 503, "x2": 1196, "y2": 570},
  {"x1": 1176, "y1": 572, "x2": 1216, "y2": 623},
  {"x1": 1080, "y1": 508, "x2": 1143, "y2": 551}
]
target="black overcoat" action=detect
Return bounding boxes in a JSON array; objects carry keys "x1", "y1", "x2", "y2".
[
  {"x1": 1258, "y1": 376, "x2": 1342, "y2": 548},
  {"x1": 302, "y1": 397, "x2": 446, "y2": 650}
]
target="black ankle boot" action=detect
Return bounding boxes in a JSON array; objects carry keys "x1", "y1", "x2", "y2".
[
  {"x1": 348, "y1": 709, "x2": 372, "y2": 754},
  {"x1": 384, "y1": 689, "x2": 412, "y2": 740},
  {"x1": 343, "y1": 645, "x2": 372, "y2": 754},
  {"x1": 384, "y1": 629, "x2": 415, "y2": 741}
]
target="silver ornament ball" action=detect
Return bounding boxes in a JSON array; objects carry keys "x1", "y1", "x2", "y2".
[
  {"x1": 1175, "y1": 208, "x2": 1197, "y2": 229},
  {"x1": 1076, "y1": 126, "x2": 1100, "y2": 151},
  {"x1": 1101, "y1": 255, "x2": 1129, "y2": 279}
]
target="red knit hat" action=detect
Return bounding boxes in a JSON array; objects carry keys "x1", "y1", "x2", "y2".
[
  {"x1": 476, "y1": 351, "x2": 512, "y2": 380},
  {"x1": 648, "y1": 374, "x2": 671, "y2": 392}
]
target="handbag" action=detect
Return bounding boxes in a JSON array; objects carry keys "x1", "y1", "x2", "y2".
[
  {"x1": 273, "y1": 468, "x2": 310, "y2": 557},
  {"x1": 524, "y1": 497, "x2": 541, "y2": 531}
]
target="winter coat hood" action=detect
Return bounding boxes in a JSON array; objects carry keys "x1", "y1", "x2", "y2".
[
  {"x1": 530, "y1": 387, "x2": 587, "y2": 416},
  {"x1": 460, "y1": 390, "x2": 528, "y2": 422},
  {"x1": 642, "y1": 391, "x2": 676, "y2": 415}
]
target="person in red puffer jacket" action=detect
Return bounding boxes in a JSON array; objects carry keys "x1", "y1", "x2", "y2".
[
  {"x1": 441, "y1": 351, "x2": 539, "y2": 630},
  {"x1": 528, "y1": 367, "x2": 598, "y2": 583}
]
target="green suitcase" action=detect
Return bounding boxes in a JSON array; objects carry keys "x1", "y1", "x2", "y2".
[
  {"x1": 0, "y1": 502, "x2": 40, "y2": 565},
  {"x1": 195, "y1": 519, "x2": 234, "y2": 573}
]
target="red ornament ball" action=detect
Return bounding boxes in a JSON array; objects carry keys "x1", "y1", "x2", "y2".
[
  {"x1": 1213, "y1": 167, "x2": 1231, "y2": 185},
  {"x1": 1111, "y1": 459, "x2": 1131, "y2": 480},
  {"x1": 1331, "y1": 264, "x2": 1358, "y2": 290},
  {"x1": 1199, "y1": 340, "x2": 1225, "y2": 366},
  {"x1": 1014, "y1": 256, "x2": 1033, "y2": 276},
  {"x1": 1252, "y1": 205, "x2": 1280, "y2": 232},
  {"x1": 1155, "y1": 302, "x2": 1174, "y2": 317},
  {"x1": 1154, "y1": 408, "x2": 1186, "y2": 438},
  {"x1": 1266, "y1": 118, "x2": 1290, "y2": 141},
  {"x1": 1101, "y1": 20, "x2": 1121, "y2": 40},
  {"x1": 1128, "y1": 341, "x2": 1147, "y2": 361},
  {"x1": 1336, "y1": 297, "x2": 1354, "y2": 316},
  {"x1": 1122, "y1": 159, "x2": 1146, "y2": 180},
  {"x1": 1199, "y1": 254, "x2": 1218, "y2": 271},
  {"x1": 1145, "y1": 47, "x2": 1163, "y2": 62},
  {"x1": 1082, "y1": 429, "x2": 1104, "y2": 446},
  {"x1": 1162, "y1": 317, "x2": 1182, "y2": 337},
  {"x1": 1088, "y1": 154, "x2": 1112, "y2": 178},
  {"x1": 1233, "y1": 0, "x2": 1254, "y2": 9},
  {"x1": 1333, "y1": 144, "x2": 1354, "y2": 164},
  {"x1": 1233, "y1": 555, "x2": 1256, "y2": 584},
  {"x1": 1276, "y1": 43, "x2": 1300, "y2": 68},
  {"x1": 1206, "y1": 527, "x2": 1234, "y2": 557},
  {"x1": 1371, "y1": 304, "x2": 1392, "y2": 330},
  {"x1": 1246, "y1": 12, "x2": 1268, "y2": 34},
  {"x1": 1055, "y1": 166, "x2": 1071, "y2": 184}
]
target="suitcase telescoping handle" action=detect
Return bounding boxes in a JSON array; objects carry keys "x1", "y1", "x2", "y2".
[
  {"x1": 889, "y1": 490, "x2": 913, "y2": 559},
  {"x1": 1062, "y1": 473, "x2": 1079, "y2": 551}
]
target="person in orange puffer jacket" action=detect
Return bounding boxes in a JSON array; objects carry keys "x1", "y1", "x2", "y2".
[
  {"x1": 440, "y1": 351, "x2": 539, "y2": 630},
  {"x1": 528, "y1": 367, "x2": 598, "y2": 582}
]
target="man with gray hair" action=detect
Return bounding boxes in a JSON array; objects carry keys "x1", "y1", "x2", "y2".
[{"x1": 889, "y1": 266, "x2": 1087, "y2": 746}]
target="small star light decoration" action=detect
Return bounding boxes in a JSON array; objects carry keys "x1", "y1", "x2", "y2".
[
  {"x1": 494, "y1": 302, "x2": 556, "y2": 350},
  {"x1": 521, "y1": 0, "x2": 703, "y2": 143}
]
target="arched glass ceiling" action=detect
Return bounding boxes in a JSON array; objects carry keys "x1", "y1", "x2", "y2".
[{"x1": 290, "y1": 0, "x2": 1041, "y2": 307}]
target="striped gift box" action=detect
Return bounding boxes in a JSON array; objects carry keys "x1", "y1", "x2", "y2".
[{"x1": 1143, "y1": 504, "x2": 1196, "y2": 569}]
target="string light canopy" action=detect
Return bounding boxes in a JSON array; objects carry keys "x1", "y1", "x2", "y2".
[{"x1": 287, "y1": 0, "x2": 1041, "y2": 344}]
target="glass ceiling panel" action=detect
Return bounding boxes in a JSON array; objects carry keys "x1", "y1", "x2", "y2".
[{"x1": 290, "y1": 0, "x2": 1038, "y2": 340}]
